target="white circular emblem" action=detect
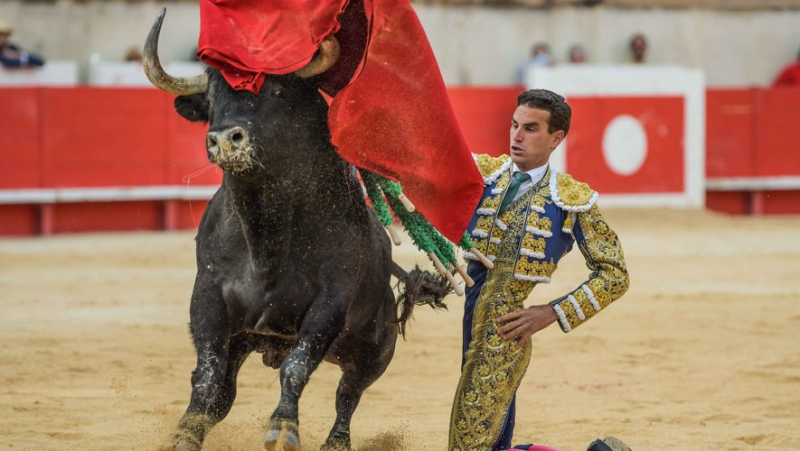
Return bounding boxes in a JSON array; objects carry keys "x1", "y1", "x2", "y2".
[{"x1": 602, "y1": 115, "x2": 648, "y2": 176}]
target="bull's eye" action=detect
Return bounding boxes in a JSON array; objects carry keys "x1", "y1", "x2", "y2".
[{"x1": 272, "y1": 89, "x2": 284, "y2": 98}]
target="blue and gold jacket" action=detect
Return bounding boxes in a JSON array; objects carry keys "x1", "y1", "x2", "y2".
[{"x1": 463, "y1": 154, "x2": 630, "y2": 332}]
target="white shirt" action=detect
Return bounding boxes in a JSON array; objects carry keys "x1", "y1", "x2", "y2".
[{"x1": 510, "y1": 163, "x2": 549, "y2": 202}]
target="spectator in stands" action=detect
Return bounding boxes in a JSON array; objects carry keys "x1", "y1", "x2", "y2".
[
  {"x1": 0, "y1": 21, "x2": 45, "y2": 69},
  {"x1": 517, "y1": 42, "x2": 553, "y2": 84},
  {"x1": 772, "y1": 46, "x2": 800, "y2": 87},
  {"x1": 568, "y1": 44, "x2": 587, "y2": 64},
  {"x1": 124, "y1": 47, "x2": 143, "y2": 64},
  {"x1": 529, "y1": 42, "x2": 553, "y2": 67},
  {"x1": 629, "y1": 33, "x2": 647, "y2": 64}
]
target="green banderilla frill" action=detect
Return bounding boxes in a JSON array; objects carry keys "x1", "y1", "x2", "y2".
[
  {"x1": 359, "y1": 169, "x2": 476, "y2": 269},
  {"x1": 361, "y1": 171, "x2": 394, "y2": 228}
]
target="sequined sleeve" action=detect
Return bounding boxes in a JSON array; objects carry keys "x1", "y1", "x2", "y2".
[{"x1": 549, "y1": 205, "x2": 629, "y2": 332}]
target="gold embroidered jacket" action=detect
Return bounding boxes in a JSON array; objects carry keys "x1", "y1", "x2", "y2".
[{"x1": 463, "y1": 154, "x2": 630, "y2": 332}]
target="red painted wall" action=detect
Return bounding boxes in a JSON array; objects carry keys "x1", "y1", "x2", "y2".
[
  {"x1": 753, "y1": 88, "x2": 800, "y2": 177},
  {"x1": 705, "y1": 89, "x2": 755, "y2": 178},
  {"x1": 1, "y1": 86, "x2": 799, "y2": 236},
  {"x1": 52, "y1": 201, "x2": 162, "y2": 234},
  {"x1": 568, "y1": 96, "x2": 685, "y2": 195},
  {"x1": 0, "y1": 88, "x2": 218, "y2": 235},
  {"x1": 706, "y1": 88, "x2": 800, "y2": 214},
  {"x1": 0, "y1": 89, "x2": 41, "y2": 189},
  {"x1": 705, "y1": 192, "x2": 750, "y2": 215},
  {"x1": 0, "y1": 205, "x2": 39, "y2": 235}
]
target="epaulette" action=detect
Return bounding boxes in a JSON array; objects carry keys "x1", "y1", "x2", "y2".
[
  {"x1": 472, "y1": 153, "x2": 511, "y2": 185},
  {"x1": 549, "y1": 171, "x2": 598, "y2": 213}
]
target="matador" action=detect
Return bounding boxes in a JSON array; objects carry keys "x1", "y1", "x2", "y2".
[{"x1": 450, "y1": 89, "x2": 630, "y2": 450}]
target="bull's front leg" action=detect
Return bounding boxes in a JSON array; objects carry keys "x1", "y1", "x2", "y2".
[
  {"x1": 263, "y1": 295, "x2": 345, "y2": 451},
  {"x1": 172, "y1": 286, "x2": 247, "y2": 451}
]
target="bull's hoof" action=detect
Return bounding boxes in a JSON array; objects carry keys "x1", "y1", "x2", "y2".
[
  {"x1": 320, "y1": 436, "x2": 351, "y2": 451},
  {"x1": 263, "y1": 419, "x2": 300, "y2": 451},
  {"x1": 170, "y1": 432, "x2": 202, "y2": 451},
  {"x1": 170, "y1": 413, "x2": 211, "y2": 451}
]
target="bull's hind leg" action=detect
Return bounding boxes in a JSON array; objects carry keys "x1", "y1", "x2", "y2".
[
  {"x1": 264, "y1": 298, "x2": 346, "y2": 451},
  {"x1": 321, "y1": 347, "x2": 393, "y2": 451}
]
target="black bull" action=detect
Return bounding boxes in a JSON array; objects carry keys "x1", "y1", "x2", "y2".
[{"x1": 143, "y1": 9, "x2": 451, "y2": 451}]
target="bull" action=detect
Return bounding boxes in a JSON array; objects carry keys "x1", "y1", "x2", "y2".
[{"x1": 143, "y1": 9, "x2": 451, "y2": 451}]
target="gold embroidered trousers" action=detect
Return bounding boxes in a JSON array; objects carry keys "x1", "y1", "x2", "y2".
[{"x1": 449, "y1": 261, "x2": 531, "y2": 450}]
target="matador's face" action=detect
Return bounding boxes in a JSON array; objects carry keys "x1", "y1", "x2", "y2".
[{"x1": 509, "y1": 105, "x2": 564, "y2": 172}]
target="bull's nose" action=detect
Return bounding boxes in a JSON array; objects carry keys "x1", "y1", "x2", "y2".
[{"x1": 207, "y1": 126, "x2": 248, "y2": 155}]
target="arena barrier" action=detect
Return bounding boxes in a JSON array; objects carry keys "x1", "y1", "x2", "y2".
[
  {"x1": 0, "y1": 186, "x2": 216, "y2": 235},
  {"x1": 0, "y1": 87, "x2": 220, "y2": 235},
  {"x1": 1, "y1": 84, "x2": 798, "y2": 236},
  {"x1": 523, "y1": 65, "x2": 706, "y2": 209},
  {"x1": 705, "y1": 87, "x2": 800, "y2": 215}
]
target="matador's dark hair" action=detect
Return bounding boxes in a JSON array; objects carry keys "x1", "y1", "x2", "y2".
[{"x1": 516, "y1": 89, "x2": 572, "y2": 137}]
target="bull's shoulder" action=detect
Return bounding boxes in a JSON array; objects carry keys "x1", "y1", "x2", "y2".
[
  {"x1": 473, "y1": 153, "x2": 511, "y2": 185},
  {"x1": 550, "y1": 172, "x2": 598, "y2": 212}
]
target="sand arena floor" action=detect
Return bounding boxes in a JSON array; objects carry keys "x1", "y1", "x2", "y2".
[{"x1": 2, "y1": 208, "x2": 800, "y2": 450}]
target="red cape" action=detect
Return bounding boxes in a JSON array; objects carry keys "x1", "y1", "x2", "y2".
[{"x1": 197, "y1": 0, "x2": 483, "y2": 243}]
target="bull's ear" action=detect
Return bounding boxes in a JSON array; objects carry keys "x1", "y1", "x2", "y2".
[{"x1": 174, "y1": 94, "x2": 208, "y2": 123}]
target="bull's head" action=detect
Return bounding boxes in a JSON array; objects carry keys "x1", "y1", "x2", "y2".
[{"x1": 143, "y1": 9, "x2": 340, "y2": 176}]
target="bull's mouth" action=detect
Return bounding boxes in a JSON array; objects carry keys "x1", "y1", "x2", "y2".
[
  {"x1": 217, "y1": 161, "x2": 253, "y2": 174},
  {"x1": 209, "y1": 149, "x2": 258, "y2": 175}
]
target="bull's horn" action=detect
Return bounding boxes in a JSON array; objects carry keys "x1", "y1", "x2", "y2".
[
  {"x1": 295, "y1": 36, "x2": 340, "y2": 78},
  {"x1": 143, "y1": 8, "x2": 207, "y2": 95}
]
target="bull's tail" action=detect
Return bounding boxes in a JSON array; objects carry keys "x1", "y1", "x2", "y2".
[{"x1": 392, "y1": 262, "x2": 452, "y2": 338}]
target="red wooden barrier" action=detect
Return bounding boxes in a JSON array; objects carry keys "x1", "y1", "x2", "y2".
[
  {"x1": 1, "y1": 86, "x2": 799, "y2": 236},
  {"x1": 706, "y1": 88, "x2": 800, "y2": 215},
  {"x1": 0, "y1": 89, "x2": 41, "y2": 189},
  {"x1": 754, "y1": 88, "x2": 800, "y2": 177},
  {"x1": 568, "y1": 96, "x2": 685, "y2": 195},
  {"x1": 705, "y1": 89, "x2": 756, "y2": 214},
  {"x1": 41, "y1": 88, "x2": 166, "y2": 187},
  {"x1": 0, "y1": 205, "x2": 38, "y2": 236},
  {"x1": 0, "y1": 88, "x2": 218, "y2": 235},
  {"x1": 705, "y1": 89, "x2": 755, "y2": 179}
]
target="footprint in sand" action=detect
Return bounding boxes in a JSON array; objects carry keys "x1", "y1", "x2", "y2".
[{"x1": 737, "y1": 434, "x2": 767, "y2": 445}]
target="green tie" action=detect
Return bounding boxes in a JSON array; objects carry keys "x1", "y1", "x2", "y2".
[{"x1": 498, "y1": 171, "x2": 532, "y2": 214}]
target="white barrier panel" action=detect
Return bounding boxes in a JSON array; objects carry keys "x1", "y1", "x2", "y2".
[
  {"x1": 89, "y1": 61, "x2": 206, "y2": 87},
  {"x1": 525, "y1": 65, "x2": 705, "y2": 208},
  {"x1": 0, "y1": 61, "x2": 79, "y2": 86}
]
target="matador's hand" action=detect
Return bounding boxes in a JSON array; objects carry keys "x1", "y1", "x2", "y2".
[{"x1": 497, "y1": 304, "x2": 558, "y2": 348}]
